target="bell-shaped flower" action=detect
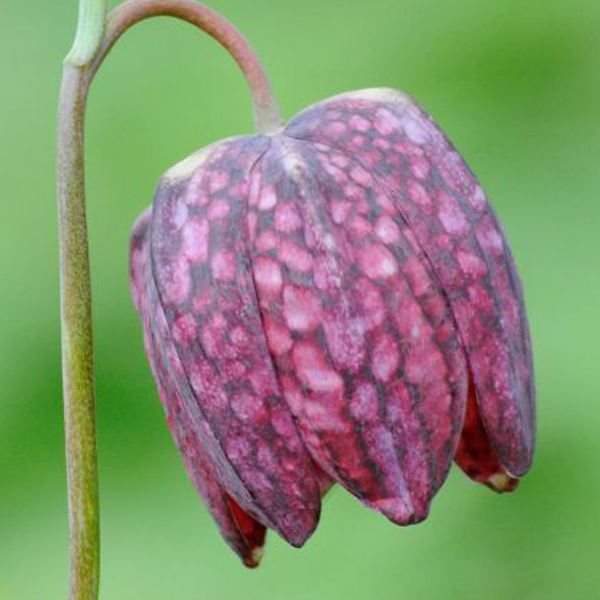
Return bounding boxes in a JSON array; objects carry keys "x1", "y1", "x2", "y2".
[{"x1": 130, "y1": 88, "x2": 535, "y2": 567}]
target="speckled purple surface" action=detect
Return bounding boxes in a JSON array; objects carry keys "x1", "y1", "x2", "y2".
[
  {"x1": 130, "y1": 87, "x2": 535, "y2": 566},
  {"x1": 131, "y1": 210, "x2": 267, "y2": 567}
]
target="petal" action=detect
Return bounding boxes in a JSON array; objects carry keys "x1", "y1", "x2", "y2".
[
  {"x1": 247, "y1": 136, "x2": 468, "y2": 524},
  {"x1": 149, "y1": 137, "x2": 322, "y2": 546},
  {"x1": 130, "y1": 210, "x2": 266, "y2": 567},
  {"x1": 286, "y1": 88, "x2": 535, "y2": 477},
  {"x1": 454, "y1": 374, "x2": 518, "y2": 493}
]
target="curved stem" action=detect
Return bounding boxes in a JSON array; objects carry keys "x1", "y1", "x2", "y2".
[
  {"x1": 90, "y1": 0, "x2": 282, "y2": 134},
  {"x1": 57, "y1": 2, "x2": 280, "y2": 599}
]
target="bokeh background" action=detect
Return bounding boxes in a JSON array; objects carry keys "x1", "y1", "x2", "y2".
[{"x1": 1, "y1": 0, "x2": 599, "y2": 598}]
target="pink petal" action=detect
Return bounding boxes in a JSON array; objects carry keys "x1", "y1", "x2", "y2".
[
  {"x1": 130, "y1": 210, "x2": 266, "y2": 567},
  {"x1": 287, "y1": 89, "x2": 535, "y2": 478},
  {"x1": 149, "y1": 137, "x2": 322, "y2": 547},
  {"x1": 248, "y1": 137, "x2": 468, "y2": 525}
]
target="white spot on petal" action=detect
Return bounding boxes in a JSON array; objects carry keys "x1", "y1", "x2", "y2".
[
  {"x1": 402, "y1": 117, "x2": 430, "y2": 144},
  {"x1": 282, "y1": 152, "x2": 305, "y2": 181},
  {"x1": 293, "y1": 342, "x2": 343, "y2": 393},
  {"x1": 283, "y1": 286, "x2": 321, "y2": 331},
  {"x1": 375, "y1": 215, "x2": 401, "y2": 244},
  {"x1": 439, "y1": 194, "x2": 468, "y2": 234},
  {"x1": 275, "y1": 202, "x2": 303, "y2": 232},
  {"x1": 264, "y1": 318, "x2": 293, "y2": 355},
  {"x1": 360, "y1": 244, "x2": 398, "y2": 279},
  {"x1": 182, "y1": 218, "x2": 208, "y2": 262},
  {"x1": 253, "y1": 257, "x2": 282, "y2": 295},
  {"x1": 258, "y1": 187, "x2": 277, "y2": 211},
  {"x1": 350, "y1": 382, "x2": 379, "y2": 422},
  {"x1": 372, "y1": 334, "x2": 400, "y2": 382},
  {"x1": 173, "y1": 201, "x2": 188, "y2": 229},
  {"x1": 211, "y1": 250, "x2": 235, "y2": 281},
  {"x1": 209, "y1": 171, "x2": 229, "y2": 192}
]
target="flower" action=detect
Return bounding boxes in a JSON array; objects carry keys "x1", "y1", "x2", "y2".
[{"x1": 130, "y1": 88, "x2": 535, "y2": 567}]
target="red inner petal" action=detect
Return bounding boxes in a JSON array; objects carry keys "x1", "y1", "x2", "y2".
[
  {"x1": 225, "y1": 495, "x2": 267, "y2": 568},
  {"x1": 312, "y1": 460, "x2": 335, "y2": 498},
  {"x1": 454, "y1": 379, "x2": 519, "y2": 493}
]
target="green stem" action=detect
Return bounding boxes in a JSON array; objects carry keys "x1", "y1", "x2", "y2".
[
  {"x1": 57, "y1": 2, "x2": 280, "y2": 599},
  {"x1": 57, "y1": 47, "x2": 102, "y2": 600},
  {"x1": 66, "y1": 0, "x2": 108, "y2": 65},
  {"x1": 58, "y1": 3, "x2": 106, "y2": 600}
]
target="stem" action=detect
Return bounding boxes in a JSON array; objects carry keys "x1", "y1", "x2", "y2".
[
  {"x1": 58, "y1": 48, "x2": 101, "y2": 600},
  {"x1": 59, "y1": 4, "x2": 106, "y2": 600},
  {"x1": 90, "y1": 0, "x2": 282, "y2": 134},
  {"x1": 66, "y1": 0, "x2": 108, "y2": 65},
  {"x1": 57, "y1": 2, "x2": 280, "y2": 599}
]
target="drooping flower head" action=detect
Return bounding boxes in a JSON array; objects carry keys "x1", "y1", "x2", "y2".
[{"x1": 130, "y1": 87, "x2": 535, "y2": 567}]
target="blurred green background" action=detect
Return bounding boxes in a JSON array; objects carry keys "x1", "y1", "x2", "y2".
[{"x1": 1, "y1": 0, "x2": 599, "y2": 598}]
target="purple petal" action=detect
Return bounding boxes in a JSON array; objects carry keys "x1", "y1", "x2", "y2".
[
  {"x1": 246, "y1": 136, "x2": 468, "y2": 524},
  {"x1": 454, "y1": 374, "x2": 518, "y2": 493},
  {"x1": 130, "y1": 210, "x2": 266, "y2": 567},
  {"x1": 286, "y1": 88, "x2": 535, "y2": 477},
  {"x1": 149, "y1": 137, "x2": 322, "y2": 546}
]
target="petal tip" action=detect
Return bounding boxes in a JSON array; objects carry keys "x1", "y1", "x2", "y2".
[
  {"x1": 241, "y1": 545, "x2": 265, "y2": 569},
  {"x1": 278, "y1": 510, "x2": 321, "y2": 548},
  {"x1": 486, "y1": 472, "x2": 519, "y2": 494},
  {"x1": 455, "y1": 378, "x2": 525, "y2": 494},
  {"x1": 367, "y1": 497, "x2": 430, "y2": 527}
]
